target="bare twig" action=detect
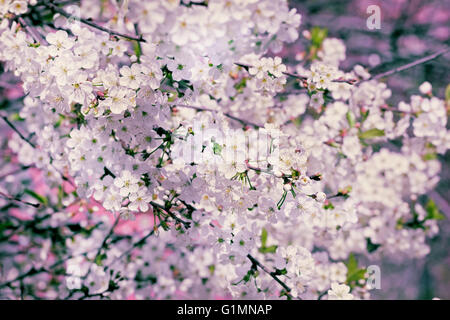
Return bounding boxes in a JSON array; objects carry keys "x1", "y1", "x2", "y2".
[
  {"x1": 150, "y1": 201, "x2": 191, "y2": 228},
  {"x1": 247, "y1": 254, "x2": 294, "y2": 299},
  {"x1": 0, "y1": 252, "x2": 80, "y2": 289},
  {"x1": 95, "y1": 215, "x2": 121, "y2": 257},
  {"x1": 45, "y1": 2, "x2": 146, "y2": 42},
  {"x1": 1, "y1": 113, "x2": 76, "y2": 187},
  {"x1": 0, "y1": 81, "x2": 19, "y2": 89},
  {"x1": 0, "y1": 166, "x2": 31, "y2": 181},
  {"x1": 0, "y1": 191, "x2": 40, "y2": 208},
  {"x1": 317, "y1": 290, "x2": 328, "y2": 300},
  {"x1": 17, "y1": 17, "x2": 48, "y2": 45},
  {"x1": 150, "y1": 197, "x2": 296, "y2": 299},
  {"x1": 371, "y1": 48, "x2": 450, "y2": 80},
  {"x1": 1, "y1": 115, "x2": 36, "y2": 148},
  {"x1": 111, "y1": 225, "x2": 159, "y2": 265}
]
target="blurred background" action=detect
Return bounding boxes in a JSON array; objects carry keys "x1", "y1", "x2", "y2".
[{"x1": 286, "y1": 0, "x2": 450, "y2": 299}]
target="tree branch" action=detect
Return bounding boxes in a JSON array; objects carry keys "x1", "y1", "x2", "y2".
[
  {"x1": 17, "y1": 17, "x2": 48, "y2": 45},
  {"x1": 1, "y1": 115, "x2": 36, "y2": 148},
  {"x1": 247, "y1": 254, "x2": 294, "y2": 299},
  {"x1": 0, "y1": 253, "x2": 78, "y2": 289},
  {"x1": 1, "y1": 113, "x2": 76, "y2": 187},
  {"x1": 44, "y1": 2, "x2": 146, "y2": 42},
  {"x1": 150, "y1": 201, "x2": 191, "y2": 228},
  {"x1": 0, "y1": 191, "x2": 40, "y2": 208}
]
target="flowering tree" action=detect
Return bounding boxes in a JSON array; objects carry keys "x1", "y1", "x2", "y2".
[{"x1": 0, "y1": 0, "x2": 448, "y2": 300}]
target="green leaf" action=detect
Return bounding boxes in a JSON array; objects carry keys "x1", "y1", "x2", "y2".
[
  {"x1": 94, "y1": 253, "x2": 107, "y2": 266},
  {"x1": 346, "y1": 111, "x2": 355, "y2": 128},
  {"x1": 242, "y1": 269, "x2": 255, "y2": 283},
  {"x1": 345, "y1": 253, "x2": 366, "y2": 286},
  {"x1": 208, "y1": 265, "x2": 215, "y2": 275},
  {"x1": 425, "y1": 199, "x2": 445, "y2": 221},
  {"x1": 277, "y1": 190, "x2": 288, "y2": 210},
  {"x1": 274, "y1": 268, "x2": 287, "y2": 275},
  {"x1": 366, "y1": 238, "x2": 381, "y2": 253},
  {"x1": 234, "y1": 78, "x2": 247, "y2": 91},
  {"x1": 133, "y1": 41, "x2": 141, "y2": 60},
  {"x1": 23, "y1": 189, "x2": 48, "y2": 206},
  {"x1": 212, "y1": 142, "x2": 222, "y2": 155},
  {"x1": 346, "y1": 253, "x2": 358, "y2": 274},
  {"x1": 423, "y1": 152, "x2": 437, "y2": 161},
  {"x1": 347, "y1": 269, "x2": 366, "y2": 283},
  {"x1": 259, "y1": 228, "x2": 277, "y2": 253},
  {"x1": 358, "y1": 128, "x2": 385, "y2": 139},
  {"x1": 445, "y1": 84, "x2": 450, "y2": 105},
  {"x1": 11, "y1": 113, "x2": 25, "y2": 122},
  {"x1": 311, "y1": 27, "x2": 328, "y2": 47},
  {"x1": 323, "y1": 202, "x2": 335, "y2": 210},
  {"x1": 259, "y1": 245, "x2": 278, "y2": 254},
  {"x1": 261, "y1": 228, "x2": 268, "y2": 247}
]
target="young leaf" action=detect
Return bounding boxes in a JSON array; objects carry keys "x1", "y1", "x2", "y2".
[
  {"x1": 425, "y1": 199, "x2": 445, "y2": 221},
  {"x1": 261, "y1": 228, "x2": 268, "y2": 248},
  {"x1": 345, "y1": 253, "x2": 366, "y2": 286},
  {"x1": 366, "y1": 238, "x2": 381, "y2": 253},
  {"x1": 259, "y1": 245, "x2": 278, "y2": 254},
  {"x1": 346, "y1": 111, "x2": 355, "y2": 128},
  {"x1": 212, "y1": 142, "x2": 222, "y2": 155},
  {"x1": 445, "y1": 84, "x2": 450, "y2": 106},
  {"x1": 311, "y1": 27, "x2": 328, "y2": 47},
  {"x1": 358, "y1": 128, "x2": 385, "y2": 139}
]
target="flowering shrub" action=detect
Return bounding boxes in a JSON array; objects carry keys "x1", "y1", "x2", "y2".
[{"x1": 0, "y1": 0, "x2": 448, "y2": 300}]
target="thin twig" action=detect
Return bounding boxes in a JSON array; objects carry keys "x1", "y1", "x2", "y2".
[
  {"x1": 0, "y1": 191, "x2": 40, "y2": 208},
  {"x1": 0, "y1": 253, "x2": 78, "y2": 289},
  {"x1": 0, "y1": 81, "x2": 19, "y2": 89},
  {"x1": 234, "y1": 62, "x2": 356, "y2": 84},
  {"x1": 112, "y1": 226, "x2": 159, "y2": 264},
  {"x1": 1, "y1": 114, "x2": 76, "y2": 187},
  {"x1": 94, "y1": 215, "x2": 121, "y2": 258},
  {"x1": 17, "y1": 17, "x2": 48, "y2": 45},
  {"x1": 1, "y1": 115, "x2": 36, "y2": 148},
  {"x1": 0, "y1": 166, "x2": 31, "y2": 181},
  {"x1": 45, "y1": 2, "x2": 146, "y2": 42},
  {"x1": 80, "y1": 215, "x2": 121, "y2": 282},
  {"x1": 247, "y1": 254, "x2": 294, "y2": 299},
  {"x1": 150, "y1": 201, "x2": 191, "y2": 228},
  {"x1": 151, "y1": 197, "x2": 296, "y2": 299},
  {"x1": 371, "y1": 48, "x2": 450, "y2": 80},
  {"x1": 317, "y1": 290, "x2": 328, "y2": 300}
]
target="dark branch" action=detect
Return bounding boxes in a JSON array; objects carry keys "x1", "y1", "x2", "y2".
[
  {"x1": 0, "y1": 191, "x2": 40, "y2": 208},
  {"x1": 44, "y1": 2, "x2": 146, "y2": 42},
  {"x1": 371, "y1": 48, "x2": 450, "y2": 80},
  {"x1": 247, "y1": 254, "x2": 294, "y2": 299},
  {"x1": 1, "y1": 115, "x2": 36, "y2": 148}
]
